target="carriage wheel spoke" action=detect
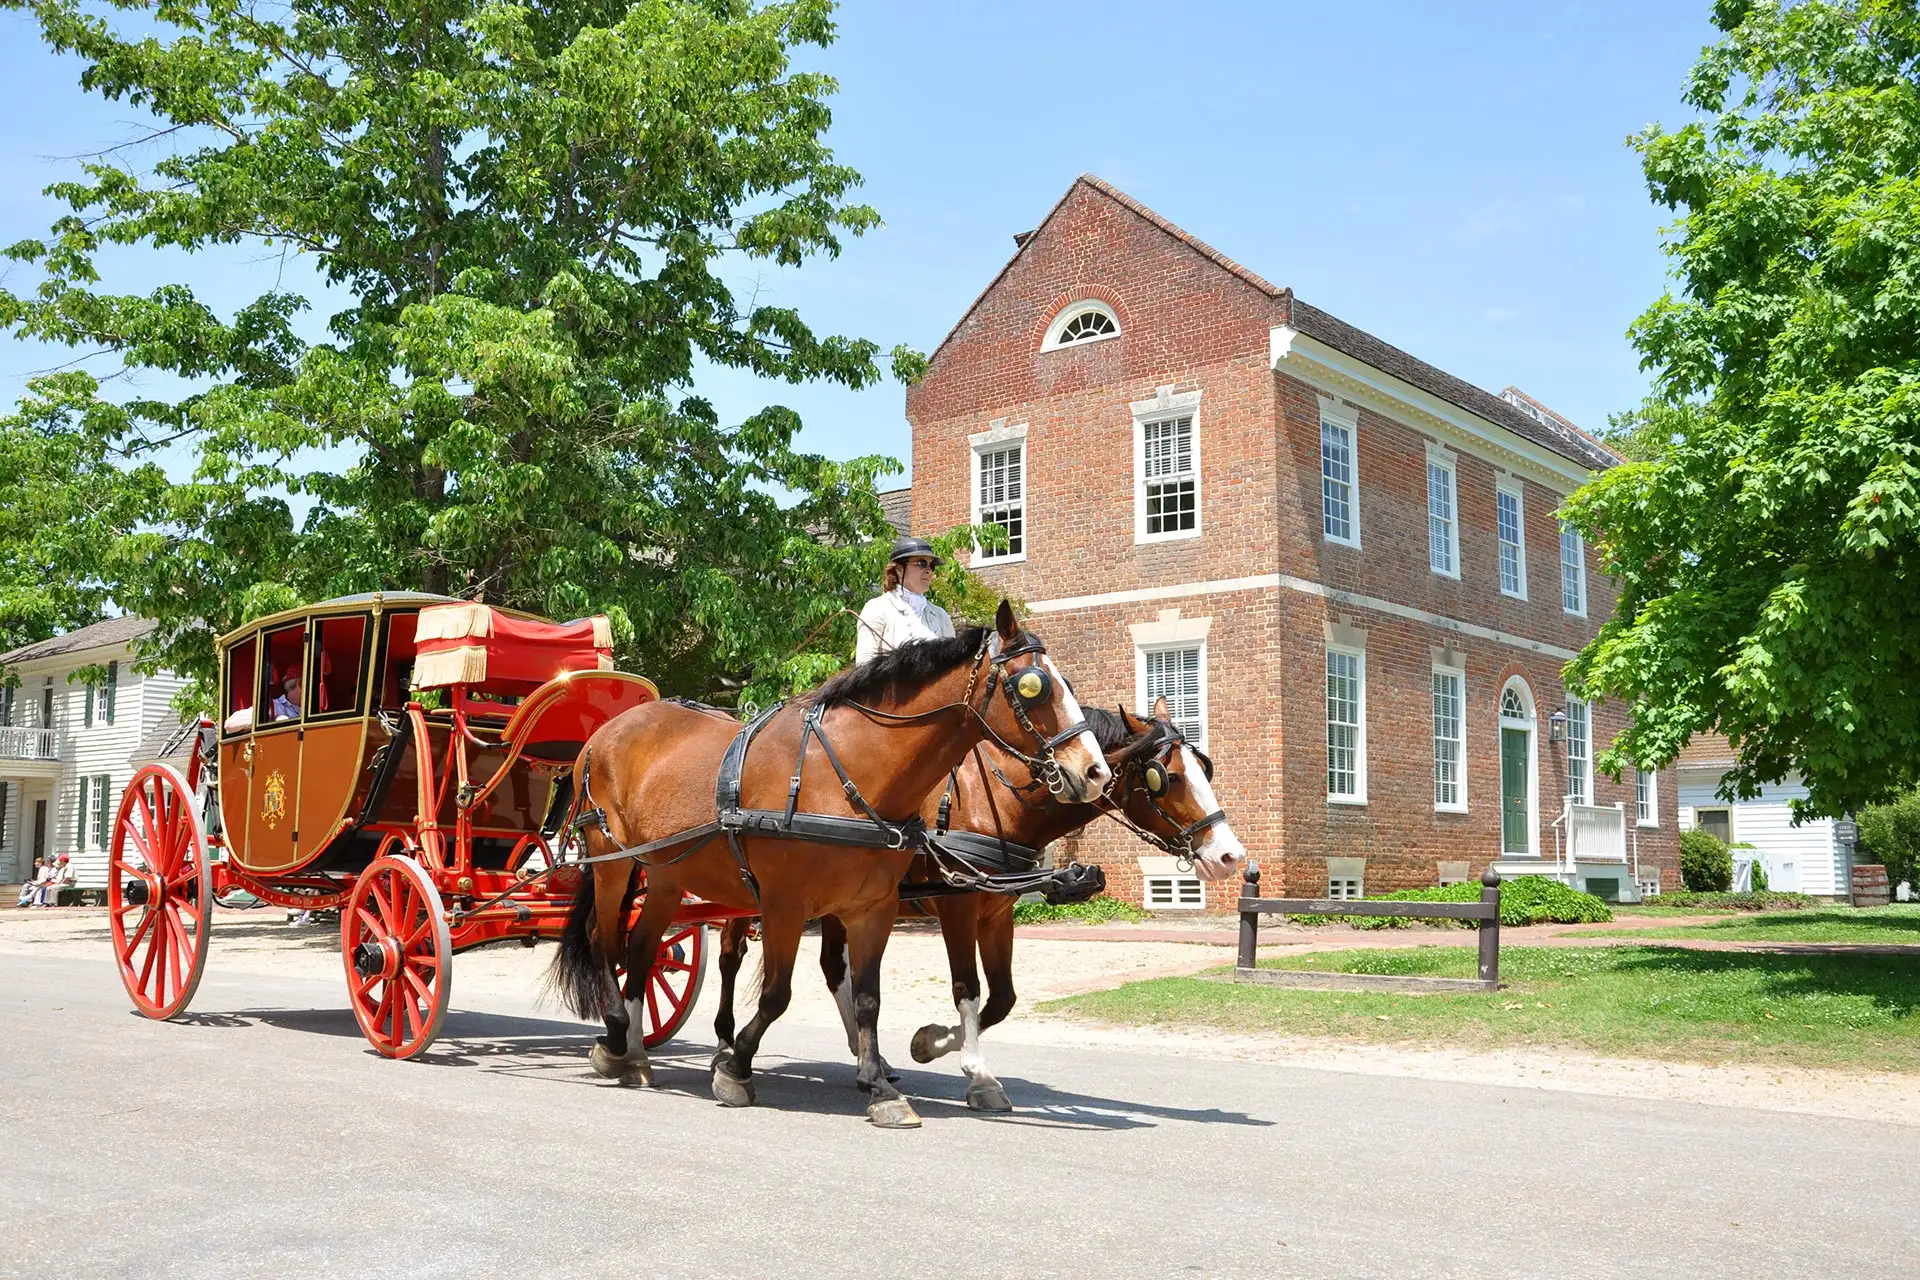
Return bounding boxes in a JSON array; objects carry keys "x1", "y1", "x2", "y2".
[
  {"x1": 163, "y1": 908, "x2": 189, "y2": 997},
  {"x1": 138, "y1": 914, "x2": 166, "y2": 1001},
  {"x1": 645, "y1": 978, "x2": 662, "y2": 1031}
]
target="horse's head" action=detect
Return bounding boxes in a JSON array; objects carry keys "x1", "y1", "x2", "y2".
[
  {"x1": 982, "y1": 601, "x2": 1110, "y2": 803},
  {"x1": 1107, "y1": 699, "x2": 1246, "y2": 881}
]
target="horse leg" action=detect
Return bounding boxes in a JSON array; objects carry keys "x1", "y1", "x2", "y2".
[
  {"x1": 711, "y1": 916, "x2": 753, "y2": 1068},
  {"x1": 588, "y1": 862, "x2": 637, "y2": 1062},
  {"x1": 821, "y1": 914, "x2": 898, "y2": 1083},
  {"x1": 964, "y1": 894, "x2": 1019, "y2": 1113},
  {"x1": 844, "y1": 905, "x2": 920, "y2": 1130},
  {"x1": 593, "y1": 878, "x2": 676, "y2": 1087},
  {"x1": 909, "y1": 894, "x2": 978, "y2": 1065},
  {"x1": 711, "y1": 899, "x2": 802, "y2": 1109}
]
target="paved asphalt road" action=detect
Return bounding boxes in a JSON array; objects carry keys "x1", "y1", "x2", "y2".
[{"x1": 2, "y1": 949, "x2": 1908, "y2": 1279}]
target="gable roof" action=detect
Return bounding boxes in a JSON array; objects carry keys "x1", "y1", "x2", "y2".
[
  {"x1": 0, "y1": 615, "x2": 156, "y2": 667},
  {"x1": 878, "y1": 486, "x2": 913, "y2": 537},
  {"x1": 1674, "y1": 732, "x2": 1738, "y2": 772},
  {"x1": 933, "y1": 174, "x2": 1619, "y2": 473}
]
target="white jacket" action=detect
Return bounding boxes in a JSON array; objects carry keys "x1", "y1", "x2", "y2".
[{"x1": 855, "y1": 588, "x2": 955, "y2": 665}]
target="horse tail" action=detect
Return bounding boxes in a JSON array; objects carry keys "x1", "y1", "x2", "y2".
[{"x1": 547, "y1": 746, "x2": 618, "y2": 1020}]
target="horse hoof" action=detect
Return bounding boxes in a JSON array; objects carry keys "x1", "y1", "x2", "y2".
[
  {"x1": 867, "y1": 1097, "x2": 923, "y2": 1129},
  {"x1": 966, "y1": 1080, "x2": 1013, "y2": 1113},
  {"x1": 712, "y1": 1067, "x2": 756, "y2": 1108},
  {"x1": 909, "y1": 1025, "x2": 943, "y2": 1064},
  {"x1": 590, "y1": 1043, "x2": 652, "y2": 1087}
]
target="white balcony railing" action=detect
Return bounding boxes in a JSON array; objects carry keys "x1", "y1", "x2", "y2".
[
  {"x1": 1567, "y1": 802, "x2": 1628, "y2": 864},
  {"x1": 0, "y1": 725, "x2": 60, "y2": 762}
]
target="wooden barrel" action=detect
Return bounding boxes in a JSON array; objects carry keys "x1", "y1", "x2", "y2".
[{"x1": 1852, "y1": 863, "x2": 1890, "y2": 908}]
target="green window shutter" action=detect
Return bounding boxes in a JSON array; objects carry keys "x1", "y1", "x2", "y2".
[
  {"x1": 105, "y1": 662, "x2": 117, "y2": 724},
  {"x1": 83, "y1": 680, "x2": 93, "y2": 728},
  {"x1": 76, "y1": 776, "x2": 89, "y2": 848},
  {"x1": 94, "y1": 774, "x2": 111, "y2": 848}
]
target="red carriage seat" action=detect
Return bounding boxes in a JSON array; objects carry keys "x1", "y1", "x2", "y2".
[{"x1": 410, "y1": 603, "x2": 614, "y2": 698}]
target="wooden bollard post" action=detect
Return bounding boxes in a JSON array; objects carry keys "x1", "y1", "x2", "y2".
[
  {"x1": 1237, "y1": 861, "x2": 1260, "y2": 970},
  {"x1": 1477, "y1": 867, "x2": 1502, "y2": 987}
]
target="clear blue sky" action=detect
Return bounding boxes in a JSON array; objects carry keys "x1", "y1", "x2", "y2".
[{"x1": 0, "y1": 0, "x2": 1717, "y2": 489}]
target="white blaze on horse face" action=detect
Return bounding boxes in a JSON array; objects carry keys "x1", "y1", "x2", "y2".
[
  {"x1": 1180, "y1": 744, "x2": 1246, "y2": 880},
  {"x1": 1042, "y1": 655, "x2": 1110, "y2": 799}
]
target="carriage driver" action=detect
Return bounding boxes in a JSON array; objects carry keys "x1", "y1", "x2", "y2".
[{"x1": 855, "y1": 536, "x2": 955, "y2": 665}]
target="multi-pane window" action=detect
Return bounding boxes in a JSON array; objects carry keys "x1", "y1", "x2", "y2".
[
  {"x1": 975, "y1": 443, "x2": 1024, "y2": 560},
  {"x1": 1427, "y1": 458, "x2": 1457, "y2": 575},
  {"x1": 1141, "y1": 416, "x2": 1197, "y2": 536},
  {"x1": 1497, "y1": 486, "x2": 1526, "y2": 597},
  {"x1": 1566, "y1": 697, "x2": 1591, "y2": 805},
  {"x1": 1560, "y1": 521, "x2": 1586, "y2": 615},
  {"x1": 1143, "y1": 645, "x2": 1204, "y2": 745},
  {"x1": 1055, "y1": 309, "x2": 1117, "y2": 345},
  {"x1": 1433, "y1": 668, "x2": 1465, "y2": 810},
  {"x1": 1327, "y1": 875, "x2": 1364, "y2": 900},
  {"x1": 1636, "y1": 769, "x2": 1657, "y2": 826},
  {"x1": 91, "y1": 773, "x2": 111, "y2": 848},
  {"x1": 1144, "y1": 874, "x2": 1205, "y2": 909},
  {"x1": 1321, "y1": 414, "x2": 1356, "y2": 543},
  {"x1": 1326, "y1": 649, "x2": 1365, "y2": 800}
]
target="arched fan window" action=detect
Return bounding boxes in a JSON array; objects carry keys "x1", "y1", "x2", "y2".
[
  {"x1": 1042, "y1": 300, "x2": 1120, "y2": 350},
  {"x1": 1500, "y1": 688, "x2": 1527, "y2": 719}
]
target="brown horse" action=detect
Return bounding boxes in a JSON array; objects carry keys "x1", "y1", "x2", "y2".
[
  {"x1": 548, "y1": 602, "x2": 1108, "y2": 1128},
  {"x1": 712, "y1": 695, "x2": 1246, "y2": 1111}
]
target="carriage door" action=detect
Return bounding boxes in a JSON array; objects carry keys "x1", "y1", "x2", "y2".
[
  {"x1": 244, "y1": 624, "x2": 309, "y2": 873},
  {"x1": 296, "y1": 613, "x2": 371, "y2": 856}
]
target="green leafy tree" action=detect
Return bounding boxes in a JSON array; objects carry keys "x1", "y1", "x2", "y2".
[
  {"x1": 1565, "y1": 0, "x2": 1920, "y2": 817},
  {"x1": 0, "y1": 0, "x2": 932, "y2": 704}
]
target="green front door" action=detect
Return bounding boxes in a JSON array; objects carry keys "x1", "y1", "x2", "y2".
[{"x1": 1501, "y1": 727, "x2": 1529, "y2": 855}]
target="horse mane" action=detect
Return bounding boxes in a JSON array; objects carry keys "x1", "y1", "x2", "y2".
[
  {"x1": 1083, "y1": 705, "x2": 1135, "y2": 753},
  {"x1": 813, "y1": 626, "x2": 994, "y2": 709}
]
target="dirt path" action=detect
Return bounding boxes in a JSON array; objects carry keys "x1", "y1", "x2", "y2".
[{"x1": 7, "y1": 905, "x2": 1914, "y2": 1126}]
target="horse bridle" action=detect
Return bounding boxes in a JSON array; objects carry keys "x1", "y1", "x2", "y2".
[{"x1": 1096, "y1": 716, "x2": 1226, "y2": 865}]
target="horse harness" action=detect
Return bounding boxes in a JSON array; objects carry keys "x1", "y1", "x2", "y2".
[{"x1": 568, "y1": 631, "x2": 1088, "y2": 904}]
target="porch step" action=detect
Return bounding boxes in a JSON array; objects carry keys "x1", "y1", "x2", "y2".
[{"x1": 1489, "y1": 858, "x2": 1644, "y2": 905}]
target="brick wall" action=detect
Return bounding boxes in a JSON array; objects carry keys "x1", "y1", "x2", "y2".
[{"x1": 906, "y1": 178, "x2": 1678, "y2": 908}]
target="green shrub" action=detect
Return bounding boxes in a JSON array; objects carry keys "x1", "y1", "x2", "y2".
[
  {"x1": 1642, "y1": 890, "x2": 1821, "y2": 911},
  {"x1": 1302, "y1": 875, "x2": 1612, "y2": 929},
  {"x1": 1680, "y1": 828, "x2": 1734, "y2": 891},
  {"x1": 1857, "y1": 787, "x2": 1920, "y2": 889},
  {"x1": 1012, "y1": 895, "x2": 1152, "y2": 925}
]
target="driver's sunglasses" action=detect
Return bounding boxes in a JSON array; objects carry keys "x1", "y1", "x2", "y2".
[{"x1": 905, "y1": 558, "x2": 936, "y2": 571}]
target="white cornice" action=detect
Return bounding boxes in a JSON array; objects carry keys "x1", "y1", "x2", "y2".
[{"x1": 1271, "y1": 325, "x2": 1591, "y2": 491}]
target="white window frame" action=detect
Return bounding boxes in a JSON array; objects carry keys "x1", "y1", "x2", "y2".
[
  {"x1": 1565, "y1": 696, "x2": 1592, "y2": 806},
  {"x1": 1496, "y1": 477, "x2": 1527, "y2": 600},
  {"x1": 1131, "y1": 387, "x2": 1203, "y2": 545},
  {"x1": 1635, "y1": 768, "x2": 1659, "y2": 827},
  {"x1": 967, "y1": 420, "x2": 1028, "y2": 565},
  {"x1": 1326, "y1": 858, "x2": 1366, "y2": 900},
  {"x1": 1325, "y1": 644, "x2": 1367, "y2": 805},
  {"x1": 1041, "y1": 300, "x2": 1121, "y2": 352},
  {"x1": 1139, "y1": 856, "x2": 1205, "y2": 910},
  {"x1": 1560, "y1": 519, "x2": 1587, "y2": 616},
  {"x1": 1425, "y1": 442, "x2": 1459, "y2": 579},
  {"x1": 1135, "y1": 640, "x2": 1208, "y2": 751},
  {"x1": 1432, "y1": 661, "x2": 1467, "y2": 813},
  {"x1": 1320, "y1": 399, "x2": 1360, "y2": 549}
]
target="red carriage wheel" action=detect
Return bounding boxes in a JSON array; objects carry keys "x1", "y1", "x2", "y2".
[
  {"x1": 342, "y1": 855, "x2": 453, "y2": 1059},
  {"x1": 109, "y1": 764, "x2": 213, "y2": 1019},
  {"x1": 622, "y1": 923, "x2": 709, "y2": 1048}
]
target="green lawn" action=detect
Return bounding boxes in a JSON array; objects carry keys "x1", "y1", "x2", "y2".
[
  {"x1": 1590, "y1": 905, "x2": 1920, "y2": 946},
  {"x1": 1041, "y1": 946, "x2": 1920, "y2": 1073}
]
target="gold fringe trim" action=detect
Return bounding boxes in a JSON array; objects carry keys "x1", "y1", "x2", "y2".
[
  {"x1": 590, "y1": 615, "x2": 612, "y2": 649},
  {"x1": 596, "y1": 653, "x2": 614, "y2": 670},
  {"x1": 413, "y1": 645, "x2": 489, "y2": 688},
  {"x1": 415, "y1": 603, "x2": 494, "y2": 642}
]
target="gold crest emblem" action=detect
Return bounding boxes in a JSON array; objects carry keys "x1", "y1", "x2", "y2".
[{"x1": 261, "y1": 770, "x2": 287, "y2": 831}]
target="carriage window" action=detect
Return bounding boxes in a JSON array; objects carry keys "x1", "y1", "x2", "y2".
[
  {"x1": 380, "y1": 612, "x2": 420, "y2": 708},
  {"x1": 259, "y1": 625, "x2": 307, "y2": 724},
  {"x1": 223, "y1": 635, "x2": 258, "y2": 735},
  {"x1": 310, "y1": 615, "x2": 368, "y2": 717}
]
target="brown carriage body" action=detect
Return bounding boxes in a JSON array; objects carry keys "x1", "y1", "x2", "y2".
[{"x1": 108, "y1": 592, "x2": 726, "y2": 1059}]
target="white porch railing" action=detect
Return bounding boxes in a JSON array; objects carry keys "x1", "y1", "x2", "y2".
[
  {"x1": 0, "y1": 725, "x2": 60, "y2": 761},
  {"x1": 1567, "y1": 802, "x2": 1628, "y2": 864}
]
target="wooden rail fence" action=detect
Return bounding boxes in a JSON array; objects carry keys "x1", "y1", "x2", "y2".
[{"x1": 1235, "y1": 864, "x2": 1505, "y2": 993}]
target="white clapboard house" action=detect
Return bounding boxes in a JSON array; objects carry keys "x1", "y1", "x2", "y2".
[
  {"x1": 0, "y1": 617, "x2": 192, "y2": 891},
  {"x1": 1673, "y1": 732, "x2": 1850, "y2": 900}
]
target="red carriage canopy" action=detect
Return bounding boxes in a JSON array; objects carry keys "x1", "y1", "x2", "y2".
[{"x1": 410, "y1": 603, "x2": 614, "y2": 690}]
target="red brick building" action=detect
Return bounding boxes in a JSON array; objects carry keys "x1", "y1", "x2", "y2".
[{"x1": 904, "y1": 175, "x2": 1678, "y2": 910}]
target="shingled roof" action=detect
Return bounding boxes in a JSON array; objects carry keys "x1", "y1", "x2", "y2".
[
  {"x1": 0, "y1": 615, "x2": 156, "y2": 667},
  {"x1": 941, "y1": 174, "x2": 1620, "y2": 474},
  {"x1": 878, "y1": 486, "x2": 913, "y2": 537}
]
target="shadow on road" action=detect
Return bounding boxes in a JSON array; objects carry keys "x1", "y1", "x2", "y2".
[{"x1": 165, "y1": 1002, "x2": 1273, "y2": 1130}]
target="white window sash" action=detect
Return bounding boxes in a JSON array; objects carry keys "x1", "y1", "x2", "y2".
[
  {"x1": 968, "y1": 424, "x2": 1028, "y2": 564},
  {"x1": 1560, "y1": 521, "x2": 1587, "y2": 616},
  {"x1": 1138, "y1": 642, "x2": 1207, "y2": 749},
  {"x1": 1320, "y1": 406, "x2": 1360, "y2": 548},
  {"x1": 1497, "y1": 482, "x2": 1527, "y2": 599},
  {"x1": 1426, "y1": 455, "x2": 1458, "y2": 578},
  {"x1": 1325, "y1": 645, "x2": 1367, "y2": 804},
  {"x1": 1432, "y1": 665, "x2": 1467, "y2": 813},
  {"x1": 1636, "y1": 769, "x2": 1659, "y2": 827},
  {"x1": 1132, "y1": 390, "x2": 1203, "y2": 544},
  {"x1": 1566, "y1": 697, "x2": 1592, "y2": 806}
]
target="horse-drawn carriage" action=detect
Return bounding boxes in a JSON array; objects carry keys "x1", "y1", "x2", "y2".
[{"x1": 108, "y1": 592, "x2": 741, "y2": 1059}]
